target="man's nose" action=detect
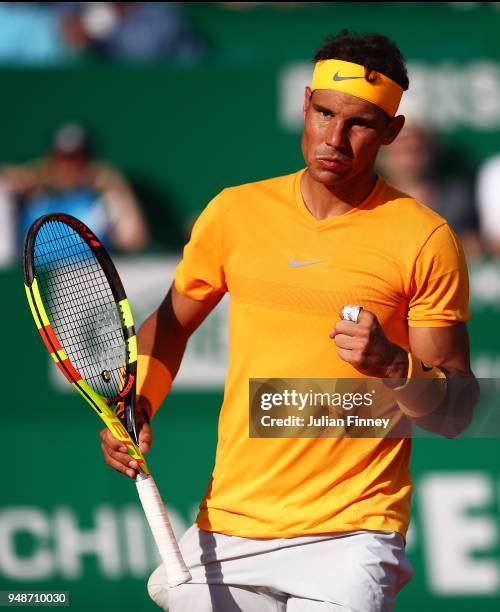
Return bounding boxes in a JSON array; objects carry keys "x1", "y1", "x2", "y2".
[{"x1": 326, "y1": 120, "x2": 349, "y2": 150}]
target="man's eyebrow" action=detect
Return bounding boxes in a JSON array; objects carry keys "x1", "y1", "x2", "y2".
[
  {"x1": 312, "y1": 102, "x2": 335, "y2": 114},
  {"x1": 312, "y1": 102, "x2": 376, "y2": 123}
]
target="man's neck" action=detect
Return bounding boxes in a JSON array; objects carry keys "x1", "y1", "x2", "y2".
[{"x1": 301, "y1": 169, "x2": 378, "y2": 220}]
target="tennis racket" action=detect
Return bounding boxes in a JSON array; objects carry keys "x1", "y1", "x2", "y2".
[{"x1": 23, "y1": 212, "x2": 191, "y2": 588}]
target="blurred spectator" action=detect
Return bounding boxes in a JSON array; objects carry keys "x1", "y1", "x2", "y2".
[
  {"x1": 58, "y1": 2, "x2": 204, "y2": 62},
  {"x1": 0, "y1": 3, "x2": 72, "y2": 66},
  {"x1": 0, "y1": 123, "x2": 149, "y2": 259},
  {"x1": 476, "y1": 153, "x2": 500, "y2": 256},
  {"x1": 0, "y1": 3, "x2": 204, "y2": 66},
  {"x1": 377, "y1": 121, "x2": 482, "y2": 258}
]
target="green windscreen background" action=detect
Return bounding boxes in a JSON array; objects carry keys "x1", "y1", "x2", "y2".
[{"x1": 1, "y1": 4, "x2": 500, "y2": 610}]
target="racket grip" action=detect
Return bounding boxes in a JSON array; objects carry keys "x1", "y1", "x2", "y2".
[{"x1": 135, "y1": 473, "x2": 192, "y2": 587}]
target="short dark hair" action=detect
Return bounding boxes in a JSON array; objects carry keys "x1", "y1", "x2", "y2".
[{"x1": 313, "y1": 30, "x2": 409, "y2": 91}]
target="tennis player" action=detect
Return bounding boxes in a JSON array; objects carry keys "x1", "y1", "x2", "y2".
[{"x1": 100, "y1": 30, "x2": 478, "y2": 611}]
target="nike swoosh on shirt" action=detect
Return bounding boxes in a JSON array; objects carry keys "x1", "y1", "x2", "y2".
[
  {"x1": 333, "y1": 71, "x2": 364, "y2": 82},
  {"x1": 289, "y1": 258, "x2": 322, "y2": 268}
]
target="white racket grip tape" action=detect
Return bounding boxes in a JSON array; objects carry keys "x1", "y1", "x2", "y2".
[{"x1": 135, "y1": 473, "x2": 192, "y2": 587}]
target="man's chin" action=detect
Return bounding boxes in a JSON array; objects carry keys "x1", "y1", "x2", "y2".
[{"x1": 309, "y1": 164, "x2": 350, "y2": 185}]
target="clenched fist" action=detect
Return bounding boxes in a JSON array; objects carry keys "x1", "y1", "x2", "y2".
[{"x1": 329, "y1": 307, "x2": 409, "y2": 378}]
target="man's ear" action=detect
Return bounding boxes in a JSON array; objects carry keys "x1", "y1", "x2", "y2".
[
  {"x1": 381, "y1": 115, "x2": 405, "y2": 145},
  {"x1": 303, "y1": 86, "x2": 313, "y2": 120}
]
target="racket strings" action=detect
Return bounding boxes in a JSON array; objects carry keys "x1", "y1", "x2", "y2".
[{"x1": 34, "y1": 220, "x2": 126, "y2": 399}]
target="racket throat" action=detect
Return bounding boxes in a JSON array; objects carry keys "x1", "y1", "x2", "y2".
[{"x1": 125, "y1": 404, "x2": 139, "y2": 445}]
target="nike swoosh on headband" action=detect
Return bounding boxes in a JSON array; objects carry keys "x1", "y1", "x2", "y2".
[{"x1": 333, "y1": 71, "x2": 365, "y2": 82}]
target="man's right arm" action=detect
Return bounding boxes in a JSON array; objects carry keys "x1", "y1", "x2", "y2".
[
  {"x1": 138, "y1": 283, "x2": 223, "y2": 387},
  {"x1": 99, "y1": 283, "x2": 222, "y2": 478}
]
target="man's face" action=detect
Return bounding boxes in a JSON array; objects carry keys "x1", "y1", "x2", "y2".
[{"x1": 301, "y1": 87, "x2": 404, "y2": 187}]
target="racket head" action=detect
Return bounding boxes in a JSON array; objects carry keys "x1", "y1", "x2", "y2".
[
  {"x1": 23, "y1": 213, "x2": 140, "y2": 445},
  {"x1": 24, "y1": 215, "x2": 189, "y2": 584}
]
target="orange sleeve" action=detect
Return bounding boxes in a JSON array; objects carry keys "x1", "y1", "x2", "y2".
[
  {"x1": 408, "y1": 224, "x2": 471, "y2": 327},
  {"x1": 174, "y1": 192, "x2": 227, "y2": 300}
]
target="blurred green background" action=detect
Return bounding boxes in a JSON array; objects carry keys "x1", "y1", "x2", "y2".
[{"x1": 1, "y1": 3, "x2": 500, "y2": 611}]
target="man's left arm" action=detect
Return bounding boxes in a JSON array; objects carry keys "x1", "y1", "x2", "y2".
[
  {"x1": 402, "y1": 322, "x2": 479, "y2": 437},
  {"x1": 331, "y1": 314, "x2": 479, "y2": 438}
]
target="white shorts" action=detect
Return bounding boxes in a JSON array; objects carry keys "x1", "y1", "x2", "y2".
[{"x1": 148, "y1": 525, "x2": 413, "y2": 612}]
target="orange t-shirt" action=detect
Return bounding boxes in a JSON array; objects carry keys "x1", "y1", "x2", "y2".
[{"x1": 174, "y1": 169, "x2": 470, "y2": 538}]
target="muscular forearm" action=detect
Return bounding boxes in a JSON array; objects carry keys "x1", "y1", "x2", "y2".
[
  {"x1": 384, "y1": 348, "x2": 479, "y2": 438},
  {"x1": 138, "y1": 298, "x2": 189, "y2": 380},
  {"x1": 403, "y1": 367, "x2": 479, "y2": 438},
  {"x1": 135, "y1": 286, "x2": 222, "y2": 418},
  {"x1": 136, "y1": 292, "x2": 189, "y2": 418}
]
